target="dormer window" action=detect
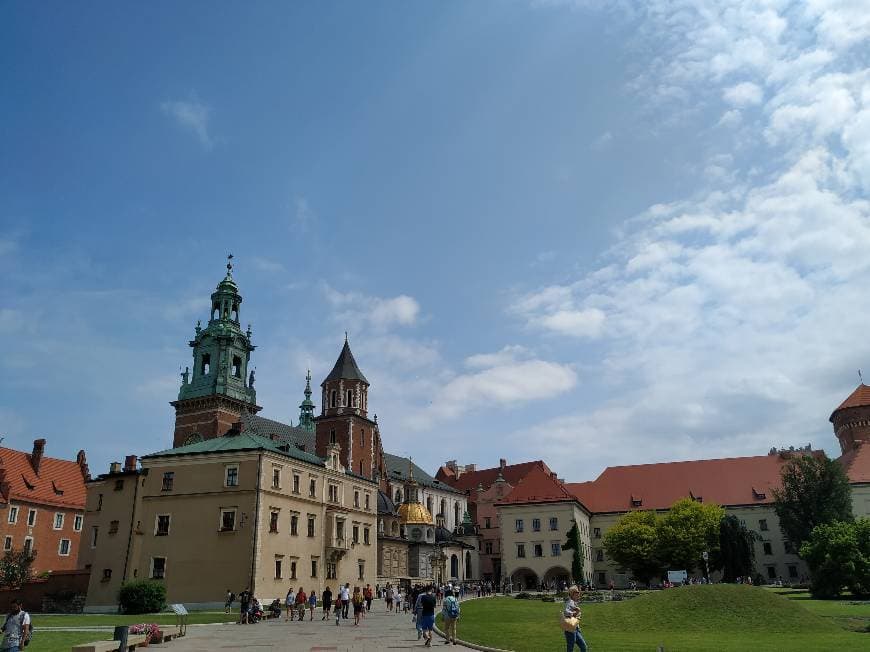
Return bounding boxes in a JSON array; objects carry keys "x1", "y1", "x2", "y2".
[
  {"x1": 630, "y1": 495, "x2": 643, "y2": 507},
  {"x1": 752, "y1": 487, "x2": 767, "y2": 500}
]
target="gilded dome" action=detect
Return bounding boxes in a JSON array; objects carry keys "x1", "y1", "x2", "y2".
[{"x1": 397, "y1": 501, "x2": 433, "y2": 525}]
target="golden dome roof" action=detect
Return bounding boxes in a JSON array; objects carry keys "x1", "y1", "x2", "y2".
[{"x1": 397, "y1": 501, "x2": 433, "y2": 525}]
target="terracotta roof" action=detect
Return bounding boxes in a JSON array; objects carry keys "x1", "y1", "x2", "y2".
[
  {"x1": 838, "y1": 443, "x2": 870, "y2": 483},
  {"x1": 0, "y1": 446, "x2": 86, "y2": 510},
  {"x1": 566, "y1": 453, "x2": 806, "y2": 513},
  {"x1": 497, "y1": 465, "x2": 578, "y2": 505},
  {"x1": 830, "y1": 383, "x2": 870, "y2": 420},
  {"x1": 437, "y1": 460, "x2": 549, "y2": 493}
]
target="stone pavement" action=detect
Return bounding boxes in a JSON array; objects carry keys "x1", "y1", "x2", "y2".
[{"x1": 163, "y1": 607, "x2": 474, "y2": 652}]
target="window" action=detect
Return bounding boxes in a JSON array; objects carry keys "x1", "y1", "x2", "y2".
[
  {"x1": 290, "y1": 560, "x2": 297, "y2": 580},
  {"x1": 395, "y1": 489, "x2": 402, "y2": 503},
  {"x1": 220, "y1": 510, "x2": 236, "y2": 532},
  {"x1": 788, "y1": 564, "x2": 798, "y2": 579},
  {"x1": 596, "y1": 549, "x2": 604, "y2": 562},
  {"x1": 598, "y1": 572, "x2": 606, "y2": 585},
  {"x1": 328, "y1": 485, "x2": 339, "y2": 503},
  {"x1": 593, "y1": 527, "x2": 601, "y2": 539},
  {"x1": 151, "y1": 557, "x2": 166, "y2": 579},
  {"x1": 53, "y1": 513, "x2": 64, "y2": 530},
  {"x1": 763, "y1": 542, "x2": 773, "y2": 555},
  {"x1": 784, "y1": 540, "x2": 796, "y2": 554},
  {"x1": 225, "y1": 466, "x2": 239, "y2": 487},
  {"x1": 74, "y1": 514, "x2": 83, "y2": 531},
  {"x1": 201, "y1": 353, "x2": 211, "y2": 375},
  {"x1": 326, "y1": 562, "x2": 337, "y2": 579},
  {"x1": 91, "y1": 526, "x2": 99, "y2": 548},
  {"x1": 3, "y1": 536, "x2": 11, "y2": 551},
  {"x1": 311, "y1": 559, "x2": 318, "y2": 577},
  {"x1": 293, "y1": 474, "x2": 300, "y2": 494},
  {"x1": 27, "y1": 509, "x2": 37, "y2": 526},
  {"x1": 517, "y1": 544, "x2": 526, "y2": 558},
  {"x1": 346, "y1": 389, "x2": 353, "y2": 407},
  {"x1": 515, "y1": 519, "x2": 524, "y2": 533},
  {"x1": 336, "y1": 520, "x2": 345, "y2": 541},
  {"x1": 364, "y1": 527, "x2": 370, "y2": 545},
  {"x1": 290, "y1": 514, "x2": 299, "y2": 536},
  {"x1": 162, "y1": 472, "x2": 174, "y2": 491},
  {"x1": 307, "y1": 515, "x2": 316, "y2": 537},
  {"x1": 767, "y1": 565, "x2": 777, "y2": 580},
  {"x1": 354, "y1": 491, "x2": 360, "y2": 508},
  {"x1": 58, "y1": 539, "x2": 71, "y2": 556},
  {"x1": 427, "y1": 496, "x2": 433, "y2": 513},
  {"x1": 532, "y1": 518, "x2": 541, "y2": 532},
  {"x1": 97, "y1": 494, "x2": 103, "y2": 511},
  {"x1": 360, "y1": 429, "x2": 365, "y2": 446},
  {"x1": 102, "y1": 569, "x2": 112, "y2": 581},
  {"x1": 365, "y1": 494, "x2": 370, "y2": 510},
  {"x1": 155, "y1": 515, "x2": 170, "y2": 536},
  {"x1": 272, "y1": 469, "x2": 281, "y2": 489},
  {"x1": 109, "y1": 520, "x2": 119, "y2": 535},
  {"x1": 114, "y1": 479, "x2": 124, "y2": 491},
  {"x1": 275, "y1": 559, "x2": 282, "y2": 579},
  {"x1": 269, "y1": 512, "x2": 279, "y2": 533},
  {"x1": 759, "y1": 519, "x2": 768, "y2": 531},
  {"x1": 484, "y1": 517, "x2": 491, "y2": 529},
  {"x1": 534, "y1": 544, "x2": 543, "y2": 557},
  {"x1": 309, "y1": 478, "x2": 317, "y2": 497},
  {"x1": 484, "y1": 541, "x2": 493, "y2": 554},
  {"x1": 551, "y1": 542, "x2": 562, "y2": 556},
  {"x1": 352, "y1": 525, "x2": 359, "y2": 544},
  {"x1": 550, "y1": 517, "x2": 559, "y2": 531},
  {"x1": 232, "y1": 355, "x2": 242, "y2": 378},
  {"x1": 23, "y1": 537, "x2": 33, "y2": 555},
  {"x1": 358, "y1": 561, "x2": 365, "y2": 580},
  {"x1": 329, "y1": 428, "x2": 336, "y2": 443},
  {"x1": 8, "y1": 506, "x2": 18, "y2": 524}
]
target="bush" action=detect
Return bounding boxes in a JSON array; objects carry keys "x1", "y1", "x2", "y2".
[
  {"x1": 542, "y1": 596, "x2": 556, "y2": 602},
  {"x1": 514, "y1": 592, "x2": 531, "y2": 600},
  {"x1": 118, "y1": 580, "x2": 167, "y2": 614}
]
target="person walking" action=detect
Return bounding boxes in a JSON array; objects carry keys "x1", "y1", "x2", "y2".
[
  {"x1": 352, "y1": 587, "x2": 364, "y2": 626},
  {"x1": 364, "y1": 584, "x2": 373, "y2": 613},
  {"x1": 1, "y1": 598, "x2": 29, "y2": 652},
  {"x1": 295, "y1": 588, "x2": 307, "y2": 623},
  {"x1": 414, "y1": 587, "x2": 425, "y2": 640},
  {"x1": 308, "y1": 589, "x2": 317, "y2": 621},
  {"x1": 562, "y1": 586, "x2": 588, "y2": 652},
  {"x1": 239, "y1": 588, "x2": 251, "y2": 624},
  {"x1": 321, "y1": 586, "x2": 333, "y2": 621},
  {"x1": 285, "y1": 587, "x2": 296, "y2": 622},
  {"x1": 341, "y1": 583, "x2": 351, "y2": 619},
  {"x1": 224, "y1": 589, "x2": 234, "y2": 614},
  {"x1": 442, "y1": 588, "x2": 461, "y2": 645},
  {"x1": 386, "y1": 583, "x2": 394, "y2": 612},
  {"x1": 419, "y1": 586, "x2": 437, "y2": 647}
]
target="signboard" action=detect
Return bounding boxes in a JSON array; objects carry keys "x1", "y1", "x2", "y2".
[
  {"x1": 169, "y1": 604, "x2": 188, "y2": 616},
  {"x1": 667, "y1": 570, "x2": 687, "y2": 585}
]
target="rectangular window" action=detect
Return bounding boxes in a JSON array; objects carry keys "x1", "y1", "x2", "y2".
[
  {"x1": 27, "y1": 509, "x2": 37, "y2": 526},
  {"x1": 484, "y1": 517, "x2": 491, "y2": 529},
  {"x1": 155, "y1": 514, "x2": 170, "y2": 536},
  {"x1": 598, "y1": 572, "x2": 606, "y2": 585},
  {"x1": 269, "y1": 512, "x2": 279, "y2": 533},
  {"x1": 551, "y1": 542, "x2": 561, "y2": 556},
  {"x1": 290, "y1": 514, "x2": 299, "y2": 536},
  {"x1": 225, "y1": 466, "x2": 239, "y2": 487},
  {"x1": 293, "y1": 474, "x2": 300, "y2": 494},
  {"x1": 759, "y1": 519, "x2": 768, "y2": 531},
  {"x1": 309, "y1": 478, "x2": 317, "y2": 497},
  {"x1": 365, "y1": 494, "x2": 370, "y2": 510},
  {"x1": 593, "y1": 527, "x2": 601, "y2": 539},
  {"x1": 102, "y1": 568, "x2": 112, "y2": 581},
  {"x1": 534, "y1": 544, "x2": 543, "y2": 557},
  {"x1": 336, "y1": 520, "x2": 345, "y2": 541},
  {"x1": 23, "y1": 537, "x2": 33, "y2": 555},
  {"x1": 515, "y1": 519, "x2": 524, "y2": 533},
  {"x1": 311, "y1": 559, "x2": 318, "y2": 577},
  {"x1": 358, "y1": 561, "x2": 365, "y2": 580},
  {"x1": 8, "y1": 506, "x2": 18, "y2": 524},
  {"x1": 784, "y1": 540, "x2": 795, "y2": 554},
  {"x1": 74, "y1": 514, "x2": 83, "y2": 531},
  {"x1": 290, "y1": 561, "x2": 297, "y2": 580},
  {"x1": 767, "y1": 565, "x2": 777, "y2": 580},
  {"x1": 763, "y1": 542, "x2": 773, "y2": 555},
  {"x1": 272, "y1": 468, "x2": 281, "y2": 489},
  {"x1": 326, "y1": 562, "x2": 337, "y2": 579},
  {"x1": 354, "y1": 491, "x2": 360, "y2": 508},
  {"x1": 484, "y1": 541, "x2": 493, "y2": 554},
  {"x1": 3, "y1": 536, "x2": 11, "y2": 551},
  {"x1": 275, "y1": 559, "x2": 282, "y2": 579},
  {"x1": 532, "y1": 518, "x2": 541, "y2": 532},
  {"x1": 328, "y1": 485, "x2": 339, "y2": 503},
  {"x1": 364, "y1": 527, "x2": 370, "y2": 545},
  {"x1": 352, "y1": 525, "x2": 359, "y2": 544},
  {"x1": 151, "y1": 557, "x2": 166, "y2": 579},
  {"x1": 220, "y1": 510, "x2": 236, "y2": 532},
  {"x1": 58, "y1": 539, "x2": 71, "y2": 556},
  {"x1": 53, "y1": 513, "x2": 64, "y2": 529},
  {"x1": 162, "y1": 472, "x2": 174, "y2": 491},
  {"x1": 109, "y1": 520, "x2": 119, "y2": 535},
  {"x1": 91, "y1": 526, "x2": 99, "y2": 548},
  {"x1": 114, "y1": 479, "x2": 124, "y2": 491},
  {"x1": 517, "y1": 543, "x2": 525, "y2": 558},
  {"x1": 788, "y1": 564, "x2": 798, "y2": 579},
  {"x1": 596, "y1": 549, "x2": 604, "y2": 562},
  {"x1": 549, "y1": 517, "x2": 559, "y2": 531},
  {"x1": 308, "y1": 515, "x2": 316, "y2": 537}
]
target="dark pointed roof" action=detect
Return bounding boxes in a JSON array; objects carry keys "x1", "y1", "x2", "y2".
[{"x1": 323, "y1": 340, "x2": 369, "y2": 385}]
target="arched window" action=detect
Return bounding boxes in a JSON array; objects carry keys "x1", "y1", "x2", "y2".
[
  {"x1": 231, "y1": 356, "x2": 242, "y2": 378},
  {"x1": 465, "y1": 552, "x2": 472, "y2": 578},
  {"x1": 392, "y1": 521, "x2": 399, "y2": 536},
  {"x1": 346, "y1": 389, "x2": 353, "y2": 407},
  {"x1": 212, "y1": 302, "x2": 220, "y2": 320},
  {"x1": 200, "y1": 353, "x2": 211, "y2": 375},
  {"x1": 330, "y1": 390, "x2": 337, "y2": 408},
  {"x1": 395, "y1": 489, "x2": 402, "y2": 503},
  {"x1": 450, "y1": 554, "x2": 458, "y2": 578},
  {"x1": 231, "y1": 304, "x2": 238, "y2": 322}
]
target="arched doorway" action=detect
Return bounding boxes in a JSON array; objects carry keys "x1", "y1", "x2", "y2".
[
  {"x1": 543, "y1": 566, "x2": 571, "y2": 589},
  {"x1": 450, "y1": 554, "x2": 459, "y2": 579},
  {"x1": 510, "y1": 568, "x2": 539, "y2": 590}
]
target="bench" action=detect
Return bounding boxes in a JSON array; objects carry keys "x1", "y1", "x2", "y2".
[{"x1": 71, "y1": 634, "x2": 148, "y2": 652}]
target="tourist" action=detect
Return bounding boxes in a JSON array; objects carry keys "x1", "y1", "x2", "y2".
[
  {"x1": 321, "y1": 586, "x2": 333, "y2": 621},
  {"x1": 442, "y1": 588, "x2": 461, "y2": 645},
  {"x1": 353, "y1": 586, "x2": 364, "y2": 625},
  {"x1": 394, "y1": 587, "x2": 403, "y2": 615},
  {"x1": 341, "y1": 583, "x2": 351, "y2": 619},
  {"x1": 295, "y1": 588, "x2": 307, "y2": 622},
  {"x1": 562, "y1": 585, "x2": 588, "y2": 652},
  {"x1": 386, "y1": 583, "x2": 394, "y2": 612},
  {"x1": 224, "y1": 589, "x2": 234, "y2": 614},
  {"x1": 239, "y1": 588, "x2": 251, "y2": 624},
  {"x1": 414, "y1": 587, "x2": 425, "y2": 640},
  {"x1": 308, "y1": 589, "x2": 317, "y2": 621},
  {"x1": 364, "y1": 584, "x2": 373, "y2": 613},
  {"x1": 1, "y1": 597, "x2": 30, "y2": 652},
  {"x1": 268, "y1": 598, "x2": 281, "y2": 619},
  {"x1": 285, "y1": 587, "x2": 295, "y2": 622},
  {"x1": 335, "y1": 590, "x2": 342, "y2": 627},
  {"x1": 419, "y1": 586, "x2": 437, "y2": 647}
]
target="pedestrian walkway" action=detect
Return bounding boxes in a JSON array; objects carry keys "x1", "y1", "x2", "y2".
[{"x1": 163, "y1": 607, "x2": 474, "y2": 652}]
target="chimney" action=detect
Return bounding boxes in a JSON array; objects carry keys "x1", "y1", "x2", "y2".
[
  {"x1": 499, "y1": 458, "x2": 507, "y2": 471},
  {"x1": 110, "y1": 461, "x2": 122, "y2": 474},
  {"x1": 124, "y1": 455, "x2": 138, "y2": 472},
  {"x1": 77, "y1": 450, "x2": 91, "y2": 481},
  {"x1": 31, "y1": 439, "x2": 46, "y2": 475},
  {"x1": 466, "y1": 464, "x2": 476, "y2": 473}
]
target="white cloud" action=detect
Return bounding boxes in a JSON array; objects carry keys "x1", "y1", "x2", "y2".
[
  {"x1": 293, "y1": 197, "x2": 317, "y2": 231},
  {"x1": 323, "y1": 285, "x2": 421, "y2": 331},
  {"x1": 723, "y1": 82, "x2": 763, "y2": 107},
  {"x1": 160, "y1": 97, "x2": 213, "y2": 148},
  {"x1": 252, "y1": 257, "x2": 286, "y2": 274}
]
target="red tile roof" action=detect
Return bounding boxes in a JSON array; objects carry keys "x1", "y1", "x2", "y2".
[
  {"x1": 0, "y1": 446, "x2": 87, "y2": 510},
  {"x1": 830, "y1": 383, "x2": 870, "y2": 420},
  {"x1": 497, "y1": 464, "x2": 578, "y2": 505},
  {"x1": 566, "y1": 453, "x2": 809, "y2": 513},
  {"x1": 437, "y1": 460, "x2": 550, "y2": 493},
  {"x1": 838, "y1": 443, "x2": 870, "y2": 483}
]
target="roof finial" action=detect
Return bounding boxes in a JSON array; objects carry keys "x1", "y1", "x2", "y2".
[
  {"x1": 226, "y1": 253, "x2": 234, "y2": 276},
  {"x1": 860, "y1": 369, "x2": 864, "y2": 385},
  {"x1": 408, "y1": 456, "x2": 415, "y2": 481},
  {"x1": 345, "y1": 331, "x2": 348, "y2": 343}
]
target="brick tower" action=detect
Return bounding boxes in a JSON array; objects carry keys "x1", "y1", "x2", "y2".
[
  {"x1": 830, "y1": 382, "x2": 870, "y2": 454},
  {"x1": 314, "y1": 338, "x2": 385, "y2": 482},
  {"x1": 171, "y1": 256, "x2": 261, "y2": 447}
]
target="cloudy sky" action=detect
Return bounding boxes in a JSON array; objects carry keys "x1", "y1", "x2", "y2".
[{"x1": 3, "y1": 1, "x2": 870, "y2": 482}]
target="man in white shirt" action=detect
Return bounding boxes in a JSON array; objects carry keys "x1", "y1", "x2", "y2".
[{"x1": 340, "y1": 584, "x2": 350, "y2": 619}]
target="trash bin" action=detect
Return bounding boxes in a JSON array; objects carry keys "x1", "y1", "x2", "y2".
[{"x1": 113, "y1": 625, "x2": 129, "y2": 651}]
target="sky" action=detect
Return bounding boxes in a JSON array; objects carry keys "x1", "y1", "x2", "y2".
[{"x1": 2, "y1": 0, "x2": 870, "y2": 482}]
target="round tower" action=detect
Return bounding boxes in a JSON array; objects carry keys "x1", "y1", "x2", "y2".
[{"x1": 830, "y1": 383, "x2": 870, "y2": 454}]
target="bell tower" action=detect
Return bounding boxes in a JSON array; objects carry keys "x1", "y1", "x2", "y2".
[{"x1": 171, "y1": 256, "x2": 261, "y2": 447}]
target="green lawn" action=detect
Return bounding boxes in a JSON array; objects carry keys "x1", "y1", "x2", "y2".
[
  {"x1": 447, "y1": 586, "x2": 870, "y2": 651},
  {"x1": 31, "y1": 631, "x2": 112, "y2": 652},
  {"x1": 35, "y1": 611, "x2": 233, "y2": 628},
  {"x1": 763, "y1": 586, "x2": 870, "y2": 633}
]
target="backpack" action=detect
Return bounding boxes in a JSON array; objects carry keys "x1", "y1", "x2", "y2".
[{"x1": 445, "y1": 598, "x2": 459, "y2": 619}]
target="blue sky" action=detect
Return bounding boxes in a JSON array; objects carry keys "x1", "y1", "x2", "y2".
[{"x1": 3, "y1": 1, "x2": 870, "y2": 481}]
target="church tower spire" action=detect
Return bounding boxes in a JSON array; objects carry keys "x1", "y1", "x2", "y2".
[{"x1": 298, "y1": 370, "x2": 316, "y2": 433}]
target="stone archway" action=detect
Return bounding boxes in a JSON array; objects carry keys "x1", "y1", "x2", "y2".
[
  {"x1": 510, "y1": 567, "x2": 539, "y2": 590},
  {"x1": 543, "y1": 565, "x2": 571, "y2": 588}
]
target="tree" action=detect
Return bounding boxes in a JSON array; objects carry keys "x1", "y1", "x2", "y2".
[
  {"x1": 0, "y1": 548, "x2": 36, "y2": 589},
  {"x1": 773, "y1": 454, "x2": 853, "y2": 551},
  {"x1": 655, "y1": 498, "x2": 724, "y2": 575},
  {"x1": 118, "y1": 580, "x2": 168, "y2": 614},
  {"x1": 603, "y1": 510, "x2": 661, "y2": 586},
  {"x1": 717, "y1": 514, "x2": 759, "y2": 582},
  {"x1": 561, "y1": 521, "x2": 585, "y2": 584},
  {"x1": 800, "y1": 518, "x2": 870, "y2": 598}
]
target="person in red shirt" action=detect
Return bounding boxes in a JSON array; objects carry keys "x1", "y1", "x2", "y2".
[{"x1": 295, "y1": 589, "x2": 307, "y2": 623}]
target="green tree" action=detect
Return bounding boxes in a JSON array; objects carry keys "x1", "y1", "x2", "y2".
[
  {"x1": 118, "y1": 580, "x2": 168, "y2": 614},
  {"x1": 716, "y1": 514, "x2": 759, "y2": 583},
  {"x1": 561, "y1": 521, "x2": 585, "y2": 584},
  {"x1": 800, "y1": 518, "x2": 870, "y2": 598},
  {"x1": 603, "y1": 510, "x2": 661, "y2": 586},
  {"x1": 655, "y1": 498, "x2": 725, "y2": 576},
  {"x1": 0, "y1": 548, "x2": 36, "y2": 589},
  {"x1": 772, "y1": 454, "x2": 853, "y2": 551}
]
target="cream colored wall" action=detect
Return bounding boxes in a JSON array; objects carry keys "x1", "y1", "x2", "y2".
[
  {"x1": 499, "y1": 502, "x2": 592, "y2": 586},
  {"x1": 852, "y1": 484, "x2": 870, "y2": 518}
]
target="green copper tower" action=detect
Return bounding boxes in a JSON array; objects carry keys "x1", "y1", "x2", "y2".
[{"x1": 298, "y1": 370, "x2": 316, "y2": 433}]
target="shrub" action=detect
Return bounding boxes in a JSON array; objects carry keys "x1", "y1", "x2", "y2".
[
  {"x1": 118, "y1": 580, "x2": 167, "y2": 614},
  {"x1": 514, "y1": 592, "x2": 531, "y2": 600},
  {"x1": 542, "y1": 596, "x2": 555, "y2": 602}
]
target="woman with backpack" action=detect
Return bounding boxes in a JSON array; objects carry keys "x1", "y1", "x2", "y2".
[
  {"x1": 441, "y1": 588, "x2": 460, "y2": 645},
  {"x1": 352, "y1": 586, "x2": 364, "y2": 626}
]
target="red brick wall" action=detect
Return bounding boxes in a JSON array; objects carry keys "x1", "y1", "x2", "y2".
[
  {"x1": 832, "y1": 406, "x2": 870, "y2": 453},
  {"x1": 0, "y1": 501, "x2": 84, "y2": 574},
  {"x1": 0, "y1": 569, "x2": 90, "y2": 613},
  {"x1": 172, "y1": 399, "x2": 246, "y2": 447},
  {"x1": 314, "y1": 416, "x2": 381, "y2": 480}
]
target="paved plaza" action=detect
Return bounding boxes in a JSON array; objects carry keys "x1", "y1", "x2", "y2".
[{"x1": 166, "y1": 608, "x2": 473, "y2": 652}]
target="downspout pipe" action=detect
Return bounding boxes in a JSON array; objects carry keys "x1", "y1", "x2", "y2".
[{"x1": 250, "y1": 453, "x2": 263, "y2": 593}]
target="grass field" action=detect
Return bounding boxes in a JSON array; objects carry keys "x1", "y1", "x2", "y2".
[{"x1": 445, "y1": 585, "x2": 870, "y2": 651}]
